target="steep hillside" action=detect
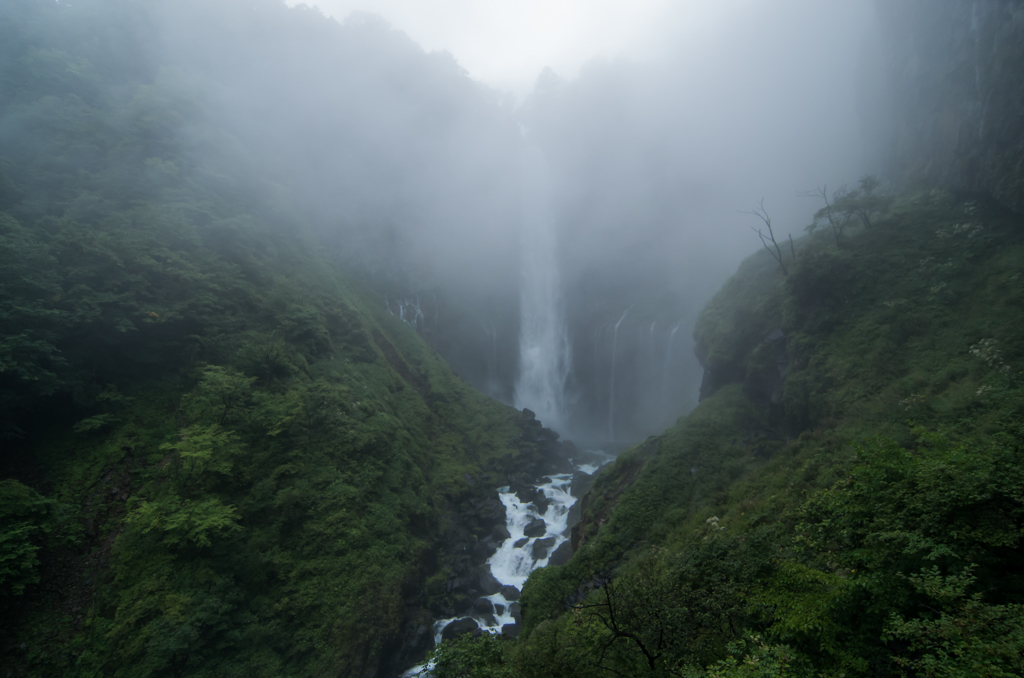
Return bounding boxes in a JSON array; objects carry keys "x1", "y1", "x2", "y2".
[
  {"x1": 0, "y1": 2, "x2": 567, "y2": 676},
  {"x1": 444, "y1": 190, "x2": 1024, "y2": 676}
]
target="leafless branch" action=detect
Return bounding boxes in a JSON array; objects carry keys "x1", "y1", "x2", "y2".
[{"x1": 742, "y1": 198, "x2": 788, "y2": 276}]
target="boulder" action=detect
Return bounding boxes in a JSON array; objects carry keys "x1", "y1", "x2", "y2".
[
  {"x1": 474, "y1": 569, "x2": 502, "y2": 595},
  {"x1": 494, "y1": 603, "x2": 505, "y2": 616},
  {"x1": 530, "y1": 489, "x2": 551, "y2": 515},
  {"x1": 523, "y1": 518, "x2": 547, "y2": 538},
  {"x1": 513, "y1": 537, "x2": 529, "y2": 549},
  {"x1": 472, "y1": 540, "x2": 495, "y2": 563},
  {"x1": 501, "y1": 623, "x2": 520, "y2": 639},
  {"x1": 513, "y1": 486, "x2": 535, "y2": 505},
  {"x1": 510, "y1": 603, "x2": 522, "y2": 626},
  {"x1": 531, "y1": 537, "x2": 556, "y2": 560},
  {"x1": 441, "y1": 617, "x2": 480, "y2": 642},
  {"x1": 492, "y1": 523, "x2": 511, "y2": 541},
  {"x1": 473, "y1": 597, "x2": 494, "y2": 614},
  {"x1": 500, "y1": 585, "x2": 520, "y2": 601}
]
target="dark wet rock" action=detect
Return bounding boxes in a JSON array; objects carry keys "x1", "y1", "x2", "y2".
[
  {"x1": 548, "y1": 540, "x2": 573, "y2": 566},
  {"x1": 513, "y1": 485, "x2": 536, "y2": 505},
  {"x1": 510, "y1": 602, "x2": 522, "y2": 626},
  {"x1": 571, "y1": 470, "x2": 596, "y2": 498},
  {"x1": 501, "y1": 623, "x2": 520, "y2": 639},
  {"x1": 452, "y1": 593, "x2": 473, "y2": 613},
  {"x1": 492, "y1": 523, "x2": 511, "y2": 541},
  {"x1": 567, "y1": 500, "x2": 581, "y2": 528},
  {"x1": 523, "y1": 518, "x2": 546, "y2": 538},
  {"x1": 474, "y1": 569, "x2": 502, "y2": 595},
  {"x1": 513, "y1": 537, "x2": 529, "y2": 549},
  {"x1": 494, "y1": 603, "x2": 505, "y2": 615},
  {"x1": 531, "y1": 537, "x2": 556, "y2": 560},
  {"x1": 500, "y1": 585, "x2": 520, "y2": 601},
  {"x1": 472, "y1": 539, "x2": 496, "y2": 563},
  {"x1": 473, "y1": 597, "x2": 494, "y2": 614},
  {"x1": 442, "y1": 617, "x2": 480, "y2": 642},
  {"x1": 530, "y1": 489, "x2": 551, "y2": 515},
  {"x1": 480, "y1": 613, "x2": 497, "y2": 627}
]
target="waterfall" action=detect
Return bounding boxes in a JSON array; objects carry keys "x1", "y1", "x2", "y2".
[
  {"x1": 514, "y1": 147, "x2": 570, "y2": 430},
  {"x1": 483, "y1": 321, "x2": 498, "y2": 394},
  {"x1": 387, "y1": 296, "x2": 426, "y2": 332},
  {"x1": 608, "y1": 307, "x2": 631, "y2": 440},
  {"x1": 662, "y1": 324, "x2": 680, "y2": 419}
]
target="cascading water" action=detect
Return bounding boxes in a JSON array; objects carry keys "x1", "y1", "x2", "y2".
[
  {"x1": 483, "y1": 320, "x2": 499, "y2": 393},
  {"x1": 662, "y1": 324, "x2": 680, "y2": 419},
  {"x1": 607, "y1": 307, "x2": 630, "y2": 441},
  {"x1": 514, "y1": 147, "x2": 571, "y2": 430},
  {"x1": 386, "y1": 296, "x2": 426, "y2": 332},
  {"x1": 401, "y1": 453, "x2": 613, "y2": 678}
]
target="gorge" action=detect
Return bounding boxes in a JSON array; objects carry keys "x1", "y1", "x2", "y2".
[{"x1": 1, "y1": 1, "x2": 1023, "y2": 677}]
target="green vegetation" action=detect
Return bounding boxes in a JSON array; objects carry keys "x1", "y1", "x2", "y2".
[
  {"x1": 4, "y1": 1, "x2": 1024, "y2": 676},
  {"x1": 0, "y1": 1, "x2": 547, "y2": 675},
  {"x1": 432, "y1": 190, "x2": 1024, "y2": 676}
]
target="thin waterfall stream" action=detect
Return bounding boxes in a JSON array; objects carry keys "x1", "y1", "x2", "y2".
[{"x1": 607, "y1": 307, "x2": 631, "y2": 441}]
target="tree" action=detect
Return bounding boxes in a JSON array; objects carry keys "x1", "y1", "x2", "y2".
[
  {"x1": 807, "y1": 175, "x2": 891, "y2": 247},
  {"x1": 745, "y1": 199, "x2": 793, "y2": 276}
]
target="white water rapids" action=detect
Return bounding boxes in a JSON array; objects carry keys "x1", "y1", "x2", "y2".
[{"x1": 402, "y1": 455, "x2": 609, "y2": 677}]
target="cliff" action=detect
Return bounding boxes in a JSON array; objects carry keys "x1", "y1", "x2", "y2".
[{"x1": 878, "y1": 0, "x2": 1024, "y2": 212}]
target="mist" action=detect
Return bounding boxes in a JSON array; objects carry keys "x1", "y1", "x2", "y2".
[
  {"x1": 5, "y1": 0, "x2": 882, "y2": 445},
  {"x1": 195, "y1": 0, "x2": 877, "y2": 444}
]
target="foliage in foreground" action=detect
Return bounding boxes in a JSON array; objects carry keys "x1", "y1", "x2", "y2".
[
  {"x1": 0, "y1": 1, "x2": 535, "y2": 675},
  {"x1": 433, "y1": 429, "x2": 1024, "y2": 677}
]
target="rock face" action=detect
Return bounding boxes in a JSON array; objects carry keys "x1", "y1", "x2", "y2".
[
  {"x1": 876, "y1": 0, "x2": 1024, "y2": 212},
  {"x1": 547, "y1": 540, "x2": 573, "y2": 566}
]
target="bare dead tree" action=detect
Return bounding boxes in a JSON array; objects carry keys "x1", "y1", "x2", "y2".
[
  {"x1": 743, "y1": 199, "x2": 788, "y2": 276},
  {"x1": 804, "y1": 184, "x2": 853, "y2": 247}
]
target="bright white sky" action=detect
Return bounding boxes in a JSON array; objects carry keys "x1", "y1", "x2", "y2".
[{"x1": 288, "y1": 0, "x2": 758, "y2": 96}]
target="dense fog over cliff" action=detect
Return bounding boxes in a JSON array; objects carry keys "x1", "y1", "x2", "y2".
[
  {"x1": 5, "y1": 0, "x2": 881, "y2": 443},
  {"x1": 208, "y1": 0, "x2": 876, "y2": 442}
]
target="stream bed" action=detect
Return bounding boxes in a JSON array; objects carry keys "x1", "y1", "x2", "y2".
[{"x1": 402, "y1": 454, "x2": 609, "y2": 677}]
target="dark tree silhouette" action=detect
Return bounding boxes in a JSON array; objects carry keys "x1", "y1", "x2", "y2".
[{"x1": 744, "y1": 199, "x2": 790, "y2": 276}]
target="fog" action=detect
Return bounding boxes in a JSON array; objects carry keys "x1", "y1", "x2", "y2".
[{"x1": 52, "y1": 0, "x2": 883, "y2": 444}]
